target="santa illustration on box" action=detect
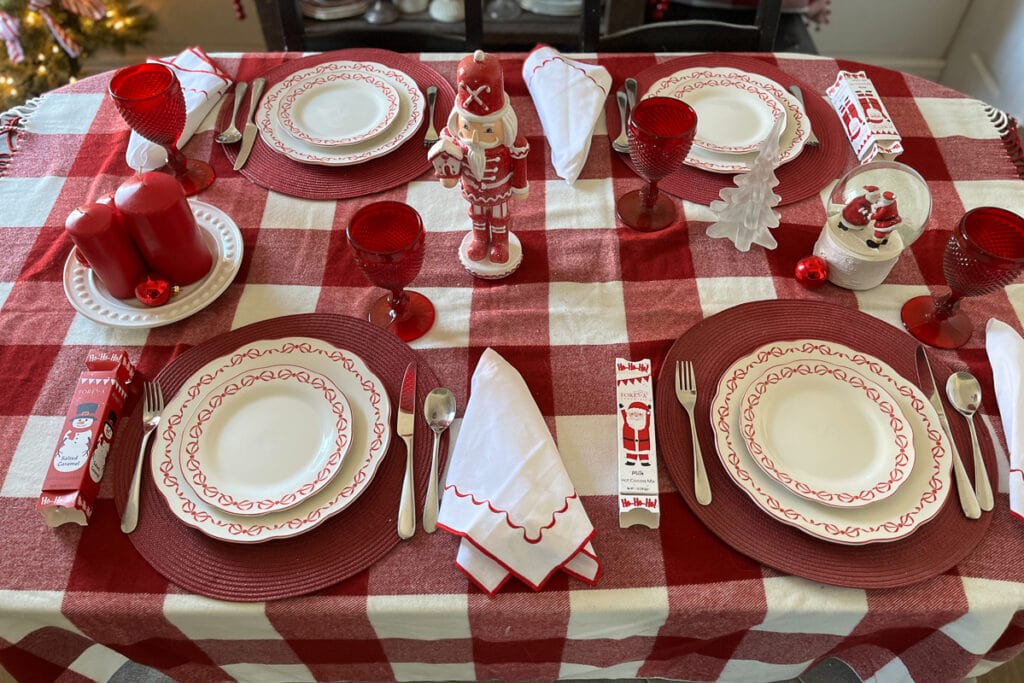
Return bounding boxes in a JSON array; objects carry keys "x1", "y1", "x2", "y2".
[{"x1": 428, "y1": 50, "x2": 529, "y2": 280}]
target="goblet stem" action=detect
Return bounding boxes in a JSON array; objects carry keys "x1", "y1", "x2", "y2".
[
  {"x1": 932, "y1": 290, "x2": 963, "y2": 321},
  {"x1": 641, "y1": 181, "x2": 660, "y2": 209},
  {"x1": 388, "y1": 289, "x2": 411, "y2": 321},
  {"x1": 165, "y1": 145, "x2": 189, "y2": 176}
]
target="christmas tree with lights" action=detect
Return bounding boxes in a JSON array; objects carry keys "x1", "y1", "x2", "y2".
[{"x1": 0, "y1": 0, "x2": 156, "y2": 111}]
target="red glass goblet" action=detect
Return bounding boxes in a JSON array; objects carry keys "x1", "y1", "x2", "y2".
[
  {"x1": 902, "y1": 206, "x2": 1024, "y2": 348},
  {"x1": 616, "y1": 96, "x2": 697, "y2": 232},
  {"x1": 347, "y1": 201, "x2": 435, "y2": 342},
  {"x1": 109, "y1": 63, "x2": 215, "y2": 196}
]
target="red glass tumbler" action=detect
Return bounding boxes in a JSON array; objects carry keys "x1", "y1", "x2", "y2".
[
  {"x1": 347, "y1": 201, "x2": 435, "y2": 341},
  {"x1": 108, "y1": 63, "x2": 215, "y2": 196},
  {"x1": 901, "y1": 206, "x2": 1024, "y2": 348},
  {"x1": 616, "y1": 96, "x2": 697, "y2": 232}
]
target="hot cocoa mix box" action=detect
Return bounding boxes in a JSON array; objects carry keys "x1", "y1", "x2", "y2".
[{"x1": 38, "y1": 350, "x2": 136, "y2": 527}]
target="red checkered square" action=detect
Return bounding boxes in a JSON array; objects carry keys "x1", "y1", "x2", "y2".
[
  {"x1": 114, "y1": 639, "x2": 218, "y2": 675},
  {"x1": 938, "y1": 137, "x2": 1021, "y2": 181},
  {"x1": 733, "y1": 629, "x2": 842, "y2": 664},
  {"x1": 639, "y1": 642, "x2": 739, "y2": 679},
  {"x1": 0, "y1": 627, "x2": 94, "y2": 681},
  {"x1": 578, "y1": 139, "x2": 617, "y2": 182},
  {"x1": 381, "y1": 637, "x2": 475, "y2": 665},
  {"x1": 549, "y1": 344, "x2": 630, "y2": 416},
  {"x1": 467, "y1": 284, "x2": 550, "y2": 348},
  {"x1": 194, "y1": 639, "x2": 301, "y2": 666},
  {"x1": 618, "y1": 227, "x2": 696, "y2": 282},
  {"x1": 622, "y1": 278, "x2": 702, "y2": 343},
  {"x1": 838, "y1": 61, "x2": 914, "y2": 99},
  {"x1": 898, "y1": 137, "x2": 953, "y2": 182},
  {"x1": 245, "y1": 228, "x2": 331, "y2": 286},
  {"x1": 881, "y1": 97, "x2": 932, "y2": 139},
  {"x1": 583, "y1": 497, "x2": 666, "y2": 588},
  {"x1": 659, "y1": 495, "x2": 763, "y2": 586},
  {"x1": 287, "y1": 637, "x2": 389, "y2": 665},
  {"x1": 0, "y1": 505, "x2": 82, "y2": 589},
  {"x1": 0, "y1": 343, "x2": 62, "y2": 414},
  {"x1": 366, "y1": 532, "x2": 466, "y2": 595},
  {"x1": 63, "y1": 592, "x2": 183, "y2": 646},
  {"x1": 68, "y1": 133, "x2": 129, "y2": 180}
]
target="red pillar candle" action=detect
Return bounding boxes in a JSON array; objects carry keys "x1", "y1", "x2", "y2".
[
  {"x1": 65, "y1": 203, "x2": 147, "y2": 300},
  {"x1": 114, "y1": 172, "x2": 212, "y2": 286}
]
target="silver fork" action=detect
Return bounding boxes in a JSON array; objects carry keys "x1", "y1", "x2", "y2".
[
  {"x1": 675, "y1": 360, "x2": 712, "y2": 505},
  {"x1": 120, "y1": 381, "x2": 164, "y2": 533},
  {"x1": 422, "y1": 85, "x2": 439, "y2": 148}
]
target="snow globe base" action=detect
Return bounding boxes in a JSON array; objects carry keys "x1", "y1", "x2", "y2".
[{"x1": 616, "y1": 190, "x2": 678, "y2": 232}]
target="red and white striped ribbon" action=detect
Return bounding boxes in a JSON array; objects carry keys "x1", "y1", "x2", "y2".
[
  {"x1": 28, "y1": 0, "x2": 83, "y2": 58},
  {"x1": 0, "y1": 11, "x2": 25, "y2": 64}
]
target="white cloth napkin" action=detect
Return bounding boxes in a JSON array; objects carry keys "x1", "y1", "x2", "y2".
[
  {"x1": 522, "y1": 45, "x2": 611, "y2": 185},
  {"x1": 986, "y1": 318, "x2": 1024, "y2": 521},
  {"x1": 437, "y1": 348, "x2": 601, "y2": 595},
  {"x1": 124, "y1": 47, "x2": 231, "y2": 172}
]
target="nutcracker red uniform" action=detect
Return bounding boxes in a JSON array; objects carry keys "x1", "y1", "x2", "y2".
[
  {"x1": 620, "y1": 401, "x2": 652, "y2": 467},
  {"x1": 839, "y1": 185, "x2": 879, "y2": 231},
  {"x1": 428, "y1": 50, "x2": 529, "y2": 271},
  {"x1": 867, "y1": 191, "x2": 901, "y2": 248}
]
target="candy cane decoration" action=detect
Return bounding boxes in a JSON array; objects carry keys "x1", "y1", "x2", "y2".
[
  {"x1": 60, "y1": 0, "x2": 107, "y2": 21},
  {"x1": 28, "y1": 0, "x2": 83, "y2": 58},
  {"x1": 0, "y1": 11, "x2": 25, "y2": 64}
]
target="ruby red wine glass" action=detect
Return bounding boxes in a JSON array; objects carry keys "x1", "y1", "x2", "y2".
[
  {"x1": 347, "y1": 201, "x2": 435, "y2": 341},
  {"x1": 901, "y1": 206, "x2": 1024, "y2": 348},
  {"x1": 108, "y1": 63, "x2": 215, "y2": 196},
  {"x1": 616, "y1": 96, "x2": 697, "y2": 232}
]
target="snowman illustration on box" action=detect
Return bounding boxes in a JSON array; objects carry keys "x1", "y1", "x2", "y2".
[{"x1": 428, "y1": 50, "x2": 530, "y2": 280}]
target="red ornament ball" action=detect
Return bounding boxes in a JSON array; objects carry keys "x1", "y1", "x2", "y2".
[
  {"x1": 135, "y1": 274, "x2": 174, "y2": 307},
  {"x1": 795, "y1": 256, "x2": 829, "y2": 289}
]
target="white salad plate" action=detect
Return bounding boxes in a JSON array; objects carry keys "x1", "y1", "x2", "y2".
[
  {"x1": 646, "y1": 68, "x2": 810, "y2": 174},
  {"x1": 178, "y1": 363, "x2": 354, "y2": 516},
  {"x1": 152, "y1": 337, "x2": 392, "y2": 543},
  {"x1": 258, "y1": 60, "x2": 424, "y2": 167},
  {"x1": 738, "y1": 359, "x2": 915, "y2": 508},
  {"x1": 63, "y1": 200, "x2": 243, "y2": 329},
  {"x1": 670, "y1": 78, "x2": 784, "y2": 154},
  {"x1": 277, "y1": 70, "x2": 401, "y2": 148},
  {"x1": 710, "y1": 339, "x2": 952, "y2": 545}
]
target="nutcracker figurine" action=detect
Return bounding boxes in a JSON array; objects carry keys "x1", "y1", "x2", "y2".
[{"x1": 428, "y1": 50, "x2": 530, "y2": 279}]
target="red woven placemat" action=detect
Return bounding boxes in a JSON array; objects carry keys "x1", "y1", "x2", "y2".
[
  {"x1": 607, "y1": 54, "x2": 852, "y2": 206},
  {"x1": 110, "y1": 314, "x2": 441, "y2": 601},
  {"x1": 219, "y1": 49, "x2": 455, "y2": 200},
  {"x1": 655, "y1": 300, "x2": 995, "y2": 589}
]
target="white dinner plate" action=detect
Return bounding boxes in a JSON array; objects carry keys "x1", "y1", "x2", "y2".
[
  {"x1": 257, "y1": 60, "x2": 425, "y2": 167},
  {"x1": 62, "y1": 200, "x2": 243, "y2": 328},
  {"x1": 278, "y1": 70, "x2": 401, "y2": 147},
  {"x1": 738, "y1": 359, "x2": 916, "y2": 508},
  {"x1": 179, "y1": 363, "x2": 354, "y2": 516},
  {"x1": 646, "y1": 68, "x2": 810, "y2": 174},
  {"x1": 671, "y1": 78, "x2": 784, "y2": 154},
  {"x1": 710, "y1": 339, "x2": 951, "y2": 545},
  {"x1": 152, "y1": 337, "x2": 392, "y2": 543}
]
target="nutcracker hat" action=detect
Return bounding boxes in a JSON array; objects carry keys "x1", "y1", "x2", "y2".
[{"x1": 455, "y1": 50, "x2": 508, "y2": 121}]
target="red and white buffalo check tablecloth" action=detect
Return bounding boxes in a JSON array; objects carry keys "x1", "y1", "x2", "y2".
[{"x1": 1, "y1": 50, "x2": 1024, "y2": 683}]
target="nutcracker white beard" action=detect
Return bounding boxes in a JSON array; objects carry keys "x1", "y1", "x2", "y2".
[{"x1": 465, "y1": 140, "x2": 493, "y2": 180}]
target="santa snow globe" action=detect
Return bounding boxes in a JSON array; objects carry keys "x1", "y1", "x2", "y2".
[{"x1": 813, "y1": 161, "x2": 931, "y2": 290}]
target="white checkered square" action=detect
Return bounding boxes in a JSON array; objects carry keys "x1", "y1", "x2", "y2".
[
  {"x1": 367, "y1": 593, "x2": 471, "y2": 639},
  {"x1": 26, "y1": 93, "x2": 105, "y2": 134},
  {"x1": 567, "y1": 587, "x2": 668, "y2": 639},
  {"x1": 695, "y1": 277, "x2": 777, "y2": 318},
  {"x1": 853, "y1": 283, "x2": 929, "y2": 329},
  {"x1": 941, "y1": 578, "x2": 1024, "y2": 654},
  {"x1": 916, "y1": 98, "x2": 1002, "y2": 140},
  {"x1": 559, "y1": 660, "x2": 644, "y2": 679},
  {"x1": 683, "y1": 200, "x2": 719, "y2": 223},
  {"x1": 408, "y1": 286, "x2": 473, "y2": 349},
  {"x1": 1006, "y1": 283, "x2": 1024, "y2": 327},
  {"x1": 549, "y1": 281, "x2": 628, "y2": 346},
  {"x1": 231, "y1": 284, "x2": 320, "y2": 329},
  {"x1": 162, "y1": 595, "x2": 282, "y2": 639},
  {"x1": 260, "y1": 192, "x2": 336, "y2": 231},
  {"x1": 0, "y1": 177, "x2": 66, "y2": 227},
  {"x1": 68, "y1": 644, "x2": 129, "y2": 682},
  {"x1": 1, "y1": 416, "x2": 62, "y2": 498},
  {"x1": 717, "y1": 657, "x2": 814, "y2": 682},
  {"x1": 953, "y1": 180, "x2": 1024, "y2": 212},
  {"x1": 555, "y1": 414, "x2": 617, "y2": 496},
  {"x1": 221, "y1": 663, "x2": 316, "y2": 682},
  {"x1": 752, "y1": 576, "x2": 867, "y2": 636},
  {"x1": 0, "y1": 283, "x2": 12, "y2": 311},
  {"x1": 391, "y1": 662, "x2": 476, "y2": 681},
  {"x1": 62, "y1": 315, "x2": 150, "y2": 348},
  {"x1": 407, "y1": 180, "x2": 469, "y2": 232},
  {"x1": 544, "y1": 178, "x2": 616, "y2": 230},
  {"x1": 0, "y1": 590, "x2": 82, "y2": 641},
  {"x1": 869, "y1": 656, "x2": 912, "y2": 683}
]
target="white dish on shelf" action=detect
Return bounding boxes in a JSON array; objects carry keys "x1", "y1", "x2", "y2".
[
  {"x1": 278, "y1": 70, "x2": 401, "y2": 148},
  {"x1": 62, "y1": 200, "x2": 242, "y2": 329},
  {"x1": 738, "y1": 359, "x2": 915, "y2": 508},
  {"x1": 179, "y1": 363, "x2": 354, "y2": 517},
  {"x1": 152, "y1": 337, "x2": 392, "y2": 543},
  {"x1": 710, "y1": 339, "x2": 951, "y2": 545},
  {"x1": 257, "y1": 60, "x2": 424, "y2": 167}
]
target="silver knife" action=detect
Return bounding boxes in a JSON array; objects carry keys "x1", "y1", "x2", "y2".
[
  {"x1": 787, "y1": 85, "x2": 820, "y2": 147},
  {"x1": 232, "y1": 77, "x2": 266, "y2": 171},
  {"x1": 915, "y1": 346, "x2": 981, "y2": 519},
  {"x1": 396, "y1": 362, "x2": 417, "y2": 539}
]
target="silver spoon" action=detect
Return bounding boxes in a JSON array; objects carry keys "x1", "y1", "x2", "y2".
[
  {"x1": 946, "y1": 371, "x2": 994, "y2": 511},
  {"x1": 422, "y1": 387, "x2": 456, "y2": 533},
  {"x1": 215, "y1": 81, "x2": 248, "y2": 145}
]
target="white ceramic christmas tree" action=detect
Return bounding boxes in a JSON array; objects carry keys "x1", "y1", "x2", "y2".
[{"x1": 707, "y1": 116, "x2": 785, "y2": 252}]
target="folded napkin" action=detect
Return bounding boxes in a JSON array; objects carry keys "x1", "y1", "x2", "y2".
[
  {"x1": 437, "y1": 348, "x2": 601, "y2": 595},
  {"x1": 986, "y1": 318, "x2": 1024, "y2": 521},
  {"x1": 125, "y1": 47, "x2": 232, "y2": 172},
  {"x1": 522, "y1": 45, "x2": 611, "y2": 185}
]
